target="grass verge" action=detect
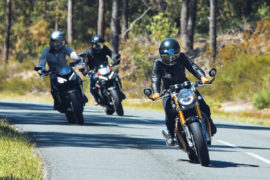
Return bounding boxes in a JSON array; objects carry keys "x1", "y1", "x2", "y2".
[{"x1": 0, "y1": 119, "x2": 44, "y2": 179}]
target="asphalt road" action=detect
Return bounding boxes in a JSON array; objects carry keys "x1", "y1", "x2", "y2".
[{"x1": 0, "y1": 101, "x2": 270, "y2": 180}]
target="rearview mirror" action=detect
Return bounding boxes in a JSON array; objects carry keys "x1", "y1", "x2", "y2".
[
  {"x1": 143, "y1": 88, "x2": 152, "y2": 97},
  {"x1": 209, "y1": 68, "x2": 217, "y2": 77}
]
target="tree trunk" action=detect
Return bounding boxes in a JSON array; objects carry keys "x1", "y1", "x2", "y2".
[
  {"x1": 121, "y1": 0, "x2": 128, "y2": 41},
  {"x1": 55, "y1": 0, "x2": 59, "y2": 30},
  {"x1": 186, "y1": 0, "x2": 197, "y2": 52},
  {"x1": 110, "y1": 0, "x2": 120, "y2": 54},
  {"x1": 180, "y1": 0, "x2": 189, "y2": 52},
  {"x1": 156, "y1": 0, "x2": 166, "y2": 11},
  {"x1": 243, "y1": 0, "x2": 251, "y2": 18},
  {"x1": 209, "y1": 0, "x2": 217, "y2": 64},
  {"x1": 55, "y1": 19, "x2": 58, "y2": 30},
  {"x1": 3, "y1": 0, "x2": 11, "y2": 64},
  {"x1": 97, "y1": 0, "x2": 105, "y2": 37},
  {"x1": 67, "y1": 0, "x2": 73, "y2": 44},
  {"x1": 44, "y1": 0, "x2": 47, "y2": 18}
]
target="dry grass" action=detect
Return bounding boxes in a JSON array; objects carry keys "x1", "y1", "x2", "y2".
[{"x1": 0, "y1": 119, "x2": 44, "y2": 179}]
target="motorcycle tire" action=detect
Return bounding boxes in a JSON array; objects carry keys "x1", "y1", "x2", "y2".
[
  {"x1": 69, "y1": 92, "x2": 84, "y2": 125},
  {"x1": 110, "y1": 89, "x2": 124, "y2": 116},
  {"x1": 189, "y1": 121, "x2": 210, "y2": 166},
  {"x1": 104, "y1": 105, "x2": 114, "y2": 115},
  {"x1": 65, "y1": 110, "x2": 75, "y2": 124}
]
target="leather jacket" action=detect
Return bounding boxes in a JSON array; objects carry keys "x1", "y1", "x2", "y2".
[
  {"x1": 151, "y1": 53, "x2": 206, "y2": 93},
  {"x1": 83, "y1": 45, "x2": 120, "y2": 72}
]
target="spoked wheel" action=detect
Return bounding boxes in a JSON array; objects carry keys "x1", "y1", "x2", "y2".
[
  {"x1": 110, "y1": 89, "x2": 124, "y2": 116},
  {"x1": 189, "y1": 121, "x2": 210, "y2": 166}
]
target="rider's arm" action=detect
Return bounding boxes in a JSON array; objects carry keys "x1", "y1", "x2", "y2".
[
  {"x1": 38, "y1": 47, "x2": 50, "y2": 71},
  {"x1": 104, "y1": 45, "x2": 120, "y2": 66},
  {"x1": 151, "y1": 59, "x2": 162, "y2": 94},
  {"x1": 65, "y1": 46, "x2": 81, "y2": 61},
  {"x1": 181, "y1": 53, "x2": 206, "y2": 80}
]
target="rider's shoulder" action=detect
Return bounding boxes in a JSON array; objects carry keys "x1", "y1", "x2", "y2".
[
  {"x1": 42, "y1": 47, "x2": 51, "y2": 54},
  {"x1": 154, "y1": 57, "x2": 162, "y2": 63},
  {"x1": 86, "y1": 47, "x2": 93, "y2": 54}
]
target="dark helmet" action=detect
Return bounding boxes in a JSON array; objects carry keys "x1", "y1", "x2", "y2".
[
  {"x1": 91, "y1": 34, "x2": 105, "y2": 51},
  {"x1": 159, "y1": 38, "x2": 180, "y2": 66},
  {"x1": 50, "y1": 30, "x2": 65, "y2": 51}
]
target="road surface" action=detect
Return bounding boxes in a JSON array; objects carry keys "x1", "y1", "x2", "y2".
[{"x1": 0, "y1": 101, "x2": 270, "y2": 180}]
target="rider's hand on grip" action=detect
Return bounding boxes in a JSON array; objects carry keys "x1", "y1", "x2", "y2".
[
  {"x1": 152, "y1": 93, "x2": 160, "y2": 100},
  {"x1": 201, "y1": 76, "x2": 210, "y2": 84}
]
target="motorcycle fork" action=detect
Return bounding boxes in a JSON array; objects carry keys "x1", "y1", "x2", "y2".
[
  {"x1": 195, "y1": 102, "x2": 212, "y2": 139},
  {"x1": 173, "y1": 96, "x2": 187, "y2": 151}
]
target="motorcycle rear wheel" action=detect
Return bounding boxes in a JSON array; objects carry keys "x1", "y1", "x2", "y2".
[{"x1": 189, "y1": 121, "x2": 210, "y2": 166}]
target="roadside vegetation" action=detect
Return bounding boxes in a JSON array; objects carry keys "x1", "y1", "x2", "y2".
[{"x1": 0, "y1": 119, "x2": 43, "y2": 179}]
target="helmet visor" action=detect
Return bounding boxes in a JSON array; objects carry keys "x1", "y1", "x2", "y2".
[
  {"x1": 160, "y1": 53, "x2": 179, "y2": 65},
  {"x1": 92, "y1": 42, "x2": 102, "y2": 51},
  {"x1": 52, "y1": 40, "x2": 64, "y2": 47}
]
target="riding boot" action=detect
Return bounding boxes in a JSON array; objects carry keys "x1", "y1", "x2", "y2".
[
  {"x1": 90, "y1": 88, "x2": 100, "y2": 105},
  {"x1": 162, "y1": 129, "x2": 176, "y2": 146},
  {"x1": 209, "y1": 118, "x2": 217, "y2": 136},
  {"x1": 83, "y1": 94, "x2": 88, "y2": 104},
  {"x1": 120, "y1": 91, "x2": 126, "y2": 100},
  {"x1": 51, "y1": 90, "x2": 61, "y2": 111}
]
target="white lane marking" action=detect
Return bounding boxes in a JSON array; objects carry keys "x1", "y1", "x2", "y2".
[
  {"x1": 245, "y1": 152, "x2": 270, "y2": 164},
  {"x1": 216, "y1": 140, "x2": 270, "y2": 164}
]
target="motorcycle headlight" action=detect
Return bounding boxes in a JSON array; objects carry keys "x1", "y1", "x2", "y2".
[
  {"x1": 57, "y1": 77, "x2": 67, "y2": 84},
  {"x1": 177, "y1": 89, "x2": 195, "y2": 106}
]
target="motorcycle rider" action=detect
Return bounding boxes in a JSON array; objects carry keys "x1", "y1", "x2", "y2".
[
  {"x1": 38, "y1": 30, "x2": 88, "y2": 111},
  {"x1": 151, "y1": 38, "x2": 217, "y2": 146},
  {"x1": 81, "y1": 34, "x2": 125, "y2": 105}
]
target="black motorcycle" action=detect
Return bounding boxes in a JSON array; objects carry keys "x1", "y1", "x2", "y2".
[
  {"x1": 144, "y1": 68, "x2": 217, "y2": 166},
  {"x1": 34, "y1": 61, "x2": 85, "y2": 124},
  {"x1": 92, "y1": 64, "x2": 124, "y2": 116}
]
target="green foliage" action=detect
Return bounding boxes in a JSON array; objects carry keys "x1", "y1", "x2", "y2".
[
  {"x1": 121, "y1": 38, "x2": 157, "y2": 82},
  {"x1": 253, "y1": 88, "x2": 270, "y2": 109},
  {"x1": 146, "y1": 12, "x2": 178, "y2": 41},
  {"x1": 202, "y1": 54, "x2": 270, "y2": 101},
  {"x1": 256, "y1": 3, "x2": 270, "y2": 20}
]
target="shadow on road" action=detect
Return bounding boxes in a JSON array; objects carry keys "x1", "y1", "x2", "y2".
[
  {"x1": 209, "y1": 160, "x2": 259, "y2": 168},
  {"x1": 216, "y1": 123, "x2": 270, "y2": 131},
  {"x1": 0, "y1": 108, "x2": 163, "y2": 127},
  {"x1": 28, "y1": 131, "x2": 168, "y2": 150},
  {"x1": 0, "y1": 102, "x2": 53, "y2": 111},
  {"x1": 177, "y1": 159, "x2": 259, "y2": 168}
]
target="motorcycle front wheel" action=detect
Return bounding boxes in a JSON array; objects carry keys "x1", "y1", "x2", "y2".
[
  {"x1": 189, "y1": 121, "x2": 210, "y2": 166},
  {"x1": 104, "y1": 105, "x2": 114, "y2": 115},
  {"x1": 69, "y1": 92, "x2": 84, "y2": 125},
  {"x1": 110, "y1": 89, "x2": 124, "y2": 116}
]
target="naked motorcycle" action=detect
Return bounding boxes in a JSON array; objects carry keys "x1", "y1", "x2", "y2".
[
  {"x1": 144, "y1": 68, "x2": 217, "y2": 166},
  {"x1": 92, "y1": 64, "x2": 125, "y2": 116},
  {"x1": 34, "y1": 61, "x2": 85, "y2": 124}
]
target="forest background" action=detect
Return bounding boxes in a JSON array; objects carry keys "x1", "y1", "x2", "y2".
[{"x1": 0, "y1": 0, "x2": 270, "y2": 125}]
